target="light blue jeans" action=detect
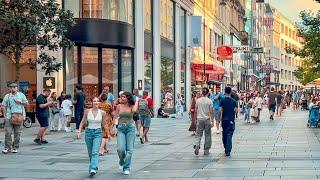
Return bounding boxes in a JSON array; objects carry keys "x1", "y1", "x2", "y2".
[
  {"x1": 85, "y1": 128, "x2": 102, "y2": 172},
  {"x1": 117, "y1": 123, "x2": 136, "y2": 171}
]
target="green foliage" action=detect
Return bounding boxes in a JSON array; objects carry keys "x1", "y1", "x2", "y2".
[
  {"x1": 286, "y1": 11, "x2": 320, "y2": 84},
  {"x1": 0, "y1": 0, "x2": 75, "y2": 81},
  {"x1": 293, "y1": 60, "x2": 320, "y2": 85}
]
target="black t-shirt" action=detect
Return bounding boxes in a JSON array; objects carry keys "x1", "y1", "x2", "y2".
[
  {"x1": 36, "y1": 94, "x2": 49, "y2": 118},
  {"x1": 74, "y1": 92, "x2": 85, "y2": 110},
  {"x1": 268, "y1": 92, "x2": 278, "y2": 105},
  {"x1": 276, "y1": 94, "x2": 283, "y2": 103},
  {"x1": 158, "y1": 107, "x2": 164, "y2": 116},
  {"x1": 220, "y1": 96, "x2": 238, "y2": 121}
]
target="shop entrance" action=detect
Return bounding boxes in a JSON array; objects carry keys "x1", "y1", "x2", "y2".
[{"x1": 65, "y1": 46, "x2": 134, "y2": 103}]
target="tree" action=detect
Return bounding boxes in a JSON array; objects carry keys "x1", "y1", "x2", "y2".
[
  {"x1": 0, "y1": 0, "x2": 75, "y2": 82},
  {"x1": 286, "y1": 10, "x2": 320, "y2": 85}
]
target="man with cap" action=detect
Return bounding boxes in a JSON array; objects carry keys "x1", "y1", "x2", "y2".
[{"x1": 2, "y1": 82, "x2": 28, "y2": 154}]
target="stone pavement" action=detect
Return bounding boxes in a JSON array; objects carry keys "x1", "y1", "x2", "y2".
[{"x1": 0, "y1": 108, "x2": 320, "y2": 180}]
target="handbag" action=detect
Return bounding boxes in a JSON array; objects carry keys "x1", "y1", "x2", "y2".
[
  {"x1": 9, "y1": 94, "x2": 24, "y2": 126},
  {"x1": 11, "y1": 113, "x2": 24, "y2": 125}
]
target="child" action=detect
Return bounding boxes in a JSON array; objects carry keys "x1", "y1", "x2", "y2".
[{"x1": 61, "y1": 95, "x2": 73, "y2": 132}]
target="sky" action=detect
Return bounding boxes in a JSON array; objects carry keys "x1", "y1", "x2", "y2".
[{"x1": 267, "y1": 0, "x2": 320, "y2": 23}]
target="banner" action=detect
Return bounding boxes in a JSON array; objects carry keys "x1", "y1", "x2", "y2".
[{"x1": 217, "y1": 46, "x2": 233, "y2": 60}]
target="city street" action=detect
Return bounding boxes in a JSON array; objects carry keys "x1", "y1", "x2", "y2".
[{"x1": 0, "y1": 108, "x2": 320, "y2": 180}]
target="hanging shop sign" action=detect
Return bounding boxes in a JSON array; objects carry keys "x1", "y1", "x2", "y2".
[
  {"x1": 232, "y1": 46, "x2": 250, "y2": 53},
  {"x1": 217, "y1": 46, "x2": 233, "y2": 60}
]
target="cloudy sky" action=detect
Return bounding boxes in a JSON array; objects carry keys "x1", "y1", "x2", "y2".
[{"x1": 267, "y1": 0, "x2": 320, "y2": 23}]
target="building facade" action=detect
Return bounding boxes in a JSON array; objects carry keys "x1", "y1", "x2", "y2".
[
  {"x1": 56, "y1": 0, "x2": 194, "y2": 113},
  {"x1": 265, "y1": 4, "x2": 303, "y2": 90}
]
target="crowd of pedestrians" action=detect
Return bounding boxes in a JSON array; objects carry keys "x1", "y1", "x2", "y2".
[{"x1": 1, "y1": 81, "x2": 320, "y2": 177}]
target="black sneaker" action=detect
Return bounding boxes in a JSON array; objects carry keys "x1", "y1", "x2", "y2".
[
  {"x1": 194, "y1": 145, "x2": 200, "y2": 155},
  {"x1": 34, "y1": 139, "x2": 42, "y2": 145},
  {"x1": 140, "y1": 138, "x2": 144, "y2": 144},
  {"x1": 225, "y1": 152, "x2": 231, "y2": 156},
  {"x1": 41, "y1": 140, "x2": 48, "y2": 144}
]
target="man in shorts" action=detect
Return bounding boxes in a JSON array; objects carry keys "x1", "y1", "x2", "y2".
[
  {"x1": 267, "y1": 87, "x2": 278, "y2": 120},
  {"x1": 35, "y1": 88, "x2": 53, "y2": 145},
  {"x1": 138, "y1": 91, "x2": 153, "y2": 144}
]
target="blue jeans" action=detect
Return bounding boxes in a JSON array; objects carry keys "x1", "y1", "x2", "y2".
[
  {"x1": 222, "y1": 121, "x2": 235, "y2": 154},
  {"x1": 117, "y1": 123, "x2": 136, "y2": 171},
  {"x1": 85, "y1": 128, "x2": 102, "y2": 172}
]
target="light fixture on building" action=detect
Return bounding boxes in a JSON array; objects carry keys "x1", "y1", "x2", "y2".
[{"x1": 220, "y1": 0, "x2": 227, "y2": 6}]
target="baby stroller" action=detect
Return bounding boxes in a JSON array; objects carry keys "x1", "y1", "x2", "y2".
[
  {"x1": 301, "y1": 99, "x2": 308, "y2": 110},
  {"x1": 307, "y1": 105, "x2": 319, "y2": 128}
]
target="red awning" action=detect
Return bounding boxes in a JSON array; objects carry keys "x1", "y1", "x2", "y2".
[{"x1": 191, "y1": 63, "x2": 225, "y2": 75}]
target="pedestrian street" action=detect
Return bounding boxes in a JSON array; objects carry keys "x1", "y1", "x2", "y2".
[{"x1": 1, "y1": 108, "x2": 320, "y2": 180}]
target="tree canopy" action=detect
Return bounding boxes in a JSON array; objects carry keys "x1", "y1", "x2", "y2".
[
  {"x1": 287, "y1": 11, "x2": 320, "y2": 85},
  {"x1": 0, "y1": 0, "x2": 75, "y2": 81}
]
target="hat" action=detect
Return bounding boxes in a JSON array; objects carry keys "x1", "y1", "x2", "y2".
[{"x1": 8, "y1": 82, "x2": 19, "y2": 87}]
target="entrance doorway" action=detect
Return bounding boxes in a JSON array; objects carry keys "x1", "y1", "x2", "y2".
[{"x1": 65, "y1": 46, "x2": 134, "y2": 104}]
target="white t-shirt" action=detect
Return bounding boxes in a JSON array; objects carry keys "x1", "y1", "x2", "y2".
[
  {"x1": 196, "y1": 97, "x2": 213, "y2": 120},
  {"x1": 61, "y1": 99, "x2": 73, "y2": 116}
]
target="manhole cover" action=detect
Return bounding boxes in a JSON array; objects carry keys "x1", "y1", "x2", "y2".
[{"x1": 151, "y1": 143, "x2": 172, "y2": 145}]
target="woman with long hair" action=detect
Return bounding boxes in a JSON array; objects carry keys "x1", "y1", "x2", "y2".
[
  {"x1": 48, "y1": 92, "x2": 60, "y2": 131},
  {"x1": 77, "y1": 97, "x2": 108, "y2": 177},
  {"x1": 188, "y1": 91, "x2": 200, "y2": 135},
  {"x1": 114, "y1": 91, "x2": 139, "y2": 175},
  {"x1": 98, "y1": 94, "x2": 114, "y2": 155}
]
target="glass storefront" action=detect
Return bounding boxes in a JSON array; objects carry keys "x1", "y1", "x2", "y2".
[
  {"x1": 180, "y1": 8, "x2": 186, "y2": 101},
  {"x1": 65, "y1": 46, "x2": 132, "y2": 104},
  {"x1": 161, "y1": 57, "x2": 175, "y2": 109},
  {"x1": 144, "y1": 52, "x2": 152, "y2": 93},
  {"x1": 65, "y1": 0, "x2": 134, "y2": 24}
]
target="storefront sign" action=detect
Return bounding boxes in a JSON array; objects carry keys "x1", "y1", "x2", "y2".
[
  {"x1": 217, "y1": 46, "x2": 233, "y2": 60},
  {"x1": 232, "y1": 46, "x2": 250, "y2": 53},
  {"x1": 43, "y1": 77, "x2": 55, "y2": 89}
]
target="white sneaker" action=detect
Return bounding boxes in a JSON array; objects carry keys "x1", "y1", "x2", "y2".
[
  {"x1": 90, "y1": 169, "x2": 97, "y2": 176},
  {"x1": 123, "y1": 170, "x2": 130, "y2": 175},
  {"x1": 2, "y1": 148, "x2": 10, "y2": 154},
  {"x1": 11, "y1": 148, "x2": 18, "y2": 153},
  {"x1": 119, "y1": 165, "x2": 123, "y2": 171},
  {"x1": 216, "y1": 130, "x2": 220, "y2": 134}
]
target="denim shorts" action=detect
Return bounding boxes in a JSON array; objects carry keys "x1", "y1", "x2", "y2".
[
  {"x1": 37, "y1": 116, "x2": 49, "y2": 127},
  {"x1": 268, "y1": 104, "x2": 276, "y2": 112},
  {"x1": 214, "y1": 109, "x2": 220, "y2": 121},
  {"x1": 140, "y1": 115, "x2": 151, "y2": 128}
]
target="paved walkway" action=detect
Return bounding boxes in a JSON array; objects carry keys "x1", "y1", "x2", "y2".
[{"x1": 0, "y1": 108, "x2": 320, "y2": 179}]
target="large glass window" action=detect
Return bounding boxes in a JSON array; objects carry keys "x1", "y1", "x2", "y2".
[
  {"x1": 65, "y1": 0, "x2": 134, "y2": 24},
  {"x1": 144, "y1": 0, "x2": 152, "y2": 31},
  {"x1": 160, "y1": 0, "x2": 174, "y2": 41},
  {"x1": 161, "y1": 57, "x2": 175, "y2": 110},
  {"x1": 102, "y1": 49, "x2": 118, "y2": 96},
  {"x1": 81, "y1": 47, "x2": 99, "y2": 103},
  {"x1": 144, "y1": 52, "x2": 152, "y2": 93},
  {"x1": 180, "y1": 8, "x2": 186, "y2": 100},
  {"x1": 121, "y1": 50, "x2": 133, "y2": 92}
]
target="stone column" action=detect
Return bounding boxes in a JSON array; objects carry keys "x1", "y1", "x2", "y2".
[
  {"x1": 134, "y1": 0, "x2": 144, "y2": 91},
  {"x1": 153, "y1": 0, "x2": 161, "y2": 114}
]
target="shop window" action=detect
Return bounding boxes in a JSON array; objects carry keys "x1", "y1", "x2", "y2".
[{"x1": 161, "y1": 58, "x2": 174, "y2": 110}]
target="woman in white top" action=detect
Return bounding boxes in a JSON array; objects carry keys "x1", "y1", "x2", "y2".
[{"x1": 77, "y1": 97, "x2": 108, "y2": 177}]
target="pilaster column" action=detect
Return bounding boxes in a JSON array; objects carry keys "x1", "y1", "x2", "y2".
[
  {"x1": 153, "y1": 0, "x2": 161, "y2": 113},
  {"x1": 134, "y1": 0, "x2": 144, "y2": 90}
]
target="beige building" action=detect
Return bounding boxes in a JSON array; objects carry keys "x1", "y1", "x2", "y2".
[{"x1": 266, "y1": 3, "x2": 303, "y2": 91}]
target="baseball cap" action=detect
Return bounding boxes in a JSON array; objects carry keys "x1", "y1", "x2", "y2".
[{"x1": 8, "y1": 82, "x2": 19, "y2": 87}]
